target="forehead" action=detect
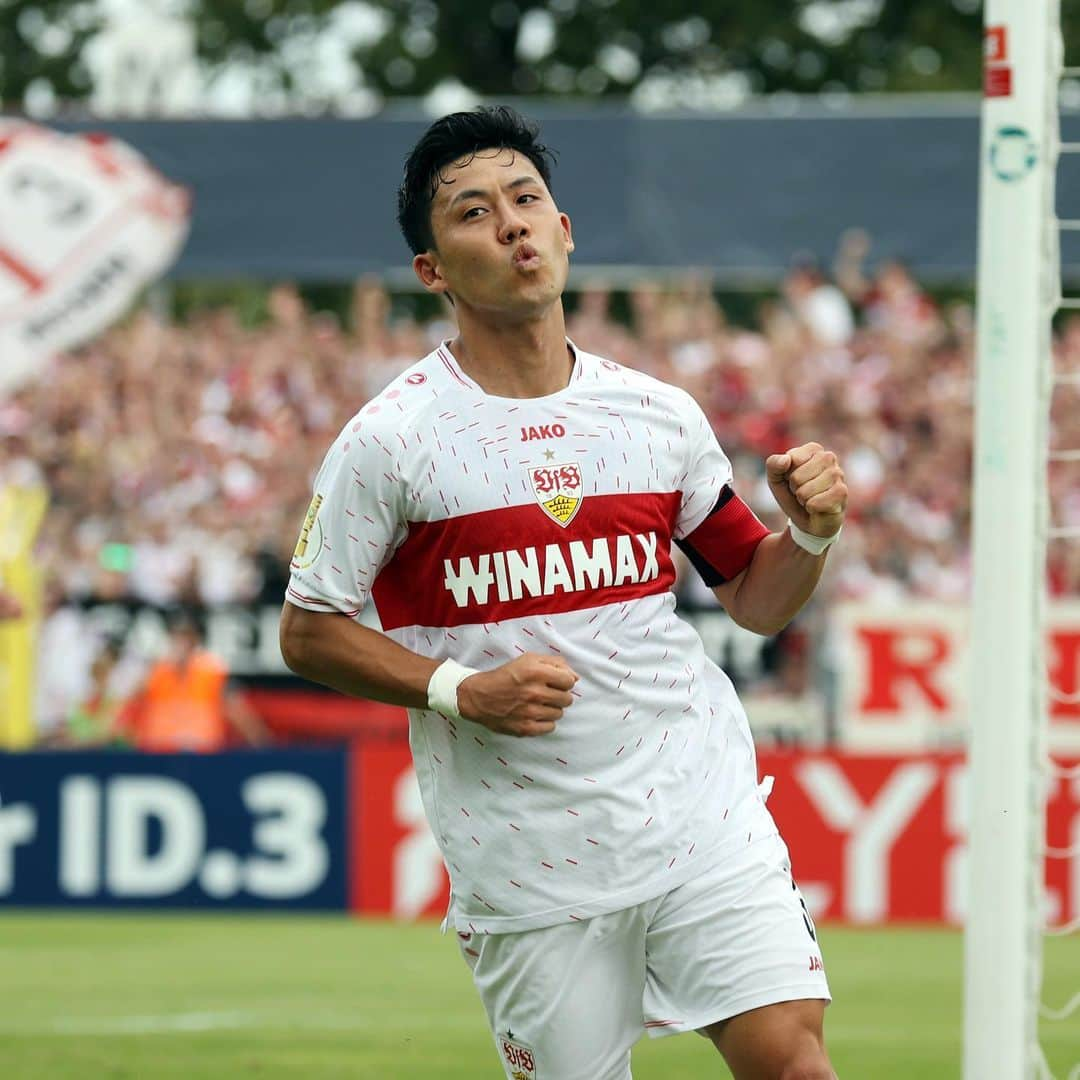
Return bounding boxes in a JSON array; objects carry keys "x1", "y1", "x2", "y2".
[{"x1": 430, "y1": 147, "x2": 545, "y2": 207}]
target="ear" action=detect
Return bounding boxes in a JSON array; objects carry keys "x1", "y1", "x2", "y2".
[
  {"x1": 560, "y1": 211, "x2": 575, "y2": 255},
  {"x1": 413, "y1": 251, "x2": 449, "y2": 295}
]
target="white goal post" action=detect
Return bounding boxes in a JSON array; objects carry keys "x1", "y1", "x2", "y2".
[{"x1": 964, "y1": 1, "x2": 1061, "y2": 1078}]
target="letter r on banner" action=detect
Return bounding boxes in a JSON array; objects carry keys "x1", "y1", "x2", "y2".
[{"x1": 857, "y1": 627, "x2": 951, "y2": 712}]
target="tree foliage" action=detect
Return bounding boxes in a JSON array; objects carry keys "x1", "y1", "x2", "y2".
[{"x1": 2, "y1": 0, "x2": 1080, "y2": 113}]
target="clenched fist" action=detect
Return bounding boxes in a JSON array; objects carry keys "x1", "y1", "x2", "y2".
[
  {"x1": 458, "y1": 653, "x2": 579, "y2": 737},
  {"x1": 766, "y1": 442, "x2": 847, "y2": 539}
]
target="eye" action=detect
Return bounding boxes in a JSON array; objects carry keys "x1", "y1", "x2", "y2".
[
  {"x1": 517, "y1": 193, "x2": 538, "y2": 204},
  {"x1": 463, "y1": 206, "x2": 486, "y2": 220}
]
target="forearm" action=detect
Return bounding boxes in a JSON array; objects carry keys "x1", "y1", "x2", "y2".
[
  {"x1": 715, "y1": 530, "x2": 828, "y2": 636},
  {"x1": 279, "y1": 602, "x2": 440, "y2": 708},
  {"x1": 225, "y1": 694, "x2": 270, "y2": 746}
]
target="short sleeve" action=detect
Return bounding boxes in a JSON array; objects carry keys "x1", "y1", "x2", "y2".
[
  {"x1": 673, "y1": 394, "x2": 769, "y2": 585},
  {"x1": 674, "y1": 394, "x2": 734, "y2": 540},
  {"x1": 286, "y1": 420, "x2": 407, "y2": 618}
]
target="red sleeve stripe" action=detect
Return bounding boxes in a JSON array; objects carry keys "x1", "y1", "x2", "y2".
[
  {"x1": 286, "y1": 586, "x2": 362, "y2": 617},
  {"x1": 286, "y1": 586, "x2": 336, "y2": 606},
  {"x1": 675, "y1": 486, "x2": 769, "y2": 585}
]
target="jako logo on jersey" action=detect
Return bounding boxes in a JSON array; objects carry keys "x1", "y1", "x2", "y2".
[
  {"x1": 529, "y1": 462, "x2": 582, "y2": 526},
  {"x1": 443, "y1": 532, "x2": 659, "y2": 607},
  {"x1": 519, "y1": 423, "x2": 566, "y2": 441}
]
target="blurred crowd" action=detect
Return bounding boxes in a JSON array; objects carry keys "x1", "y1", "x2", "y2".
[{"x1": 4, "y1": 229, "x2": 1080, "y2": 743}]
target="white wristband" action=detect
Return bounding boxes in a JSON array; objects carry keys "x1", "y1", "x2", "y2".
[
  {"x1": 427, "y1": 659, "x2": 479, "y2": 719},
  {"x1": 787, "y1": 520, "x2": 841, "y2": 556}
]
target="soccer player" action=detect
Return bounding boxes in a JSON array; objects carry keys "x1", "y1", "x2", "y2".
[{"x1": 280, "y1": 106, "x2": 846, "y2": 1080}]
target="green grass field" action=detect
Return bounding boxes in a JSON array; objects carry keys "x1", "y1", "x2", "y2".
[{"x1": 0, "y1": 915, "x2": 1076, "y2": 1078}]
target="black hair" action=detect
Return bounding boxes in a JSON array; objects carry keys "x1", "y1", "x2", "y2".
[{"x1": 396, "y1": 105, "x2": 557, "y2": 256}]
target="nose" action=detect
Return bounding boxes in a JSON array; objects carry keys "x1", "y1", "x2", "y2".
[{"x1": 497, "y1": 205, "x2": 529, "y2": 245}]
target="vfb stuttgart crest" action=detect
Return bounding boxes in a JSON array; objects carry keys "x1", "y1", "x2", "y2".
[
  {"x1": 500, "y1": 1034, "x2": 537, "y2": 1079},
  {"x1": 529, "y1": 462, "x2": 582, "y2": 527}
]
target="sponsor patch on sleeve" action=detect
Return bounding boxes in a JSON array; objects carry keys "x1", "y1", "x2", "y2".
[{"x1": 292, "y1": 493, "x2": 324, "y2": 569}]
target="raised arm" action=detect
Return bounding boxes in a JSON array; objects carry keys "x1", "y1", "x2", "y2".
[{"x1": 711, "y1": 441, "x2": 846, "y2": 636}]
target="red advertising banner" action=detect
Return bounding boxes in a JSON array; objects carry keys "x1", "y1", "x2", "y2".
[
  {"x1": 349, "y1": 742, "x2": 1080, "y2": 927},
  {"x1": 985, "y1": 25, "x2": 1008, "y2": 63},
  {"x1": 763, "y1": 753, "x2": 1077, "y2": 926},
  {"x1": 984, "y1": 65, "x2": 1013, "y2": 99},
  {"x1": 835, "y1": 602, "x2": 1080, "y2": 753},
  {"x1": 983, "y1": 24, "x2": 1011, "y2": 98},
  {"x1": 351, "y1": 740, "x2": 450, "y2": 918}
]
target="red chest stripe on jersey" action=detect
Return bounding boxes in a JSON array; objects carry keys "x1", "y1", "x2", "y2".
[
  {"x1": 371, "y1": 491, "x2": 681, "y2": 630},
  {"x1": 674, "y1": 486, "x2": 769, "y2": 585}
]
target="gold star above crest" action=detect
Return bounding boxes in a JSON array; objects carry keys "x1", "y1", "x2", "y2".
[{"x1": 543, "y1": 449, "x2": 556, "y2": 461}]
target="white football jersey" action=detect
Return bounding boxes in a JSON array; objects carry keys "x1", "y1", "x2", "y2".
[{"x1": 287, "y1": 342, "x2": 775, "y2": 933}]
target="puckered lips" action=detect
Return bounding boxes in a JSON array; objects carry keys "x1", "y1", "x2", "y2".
[{"x1": 512, "y1": 242, "x2": 541, "y2": 270}]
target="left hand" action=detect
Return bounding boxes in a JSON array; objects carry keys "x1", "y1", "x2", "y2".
[{"x1": 765, "y1": 442, "x2": 847, "y2": 538}]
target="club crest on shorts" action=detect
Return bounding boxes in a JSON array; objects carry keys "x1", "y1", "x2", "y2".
[
  {"x1": 500, "y1": 1034, "x2": 537, "y2": 1079},
  {"x1": 528, "y1": 462, "x2": 582, "y2": 527}
]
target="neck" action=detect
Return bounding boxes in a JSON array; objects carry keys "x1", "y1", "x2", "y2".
[{"x1": 449, "y1": 303, "x2": 572, "y2": 398}]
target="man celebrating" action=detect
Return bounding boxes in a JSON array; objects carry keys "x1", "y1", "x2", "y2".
[{"x1": 281, "y1": 106, "x2": 846, "y2": 1080}]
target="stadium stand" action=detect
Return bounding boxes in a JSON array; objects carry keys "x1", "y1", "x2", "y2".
[{"x1": 9, "y1": 254, "x2": 1080, "y2": 744}]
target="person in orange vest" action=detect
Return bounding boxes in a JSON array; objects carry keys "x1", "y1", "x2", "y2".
[{"x1": 125, "y1": 612, "x2": 269, "y2": 752}]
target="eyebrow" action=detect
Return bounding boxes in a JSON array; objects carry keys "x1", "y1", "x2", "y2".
[{"x1": 446, "y1": 175, "x2": 541, "y2": 210}]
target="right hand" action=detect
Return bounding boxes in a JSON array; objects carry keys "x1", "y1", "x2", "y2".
[{"x1": 457, "y1": 653, "x2": 579, "y2": 737}]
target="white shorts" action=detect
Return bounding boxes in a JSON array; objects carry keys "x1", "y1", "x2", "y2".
[{"x1": 457, "y1": 827, "x2": 830, "y2": 1080}]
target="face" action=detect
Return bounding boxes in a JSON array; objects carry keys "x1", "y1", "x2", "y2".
[
  {"x1": 171, "y1": 624, "x2": 201, "y2": 661},
  {"x1": 413, "y1": 148, "x2": 574, "y2": 323}
]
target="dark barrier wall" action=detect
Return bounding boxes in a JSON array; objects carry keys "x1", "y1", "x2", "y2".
[
  {"x1": 67, "y1": 600, "x2": 772, "y2": 690},
  {"x1": 0, "y1": 750, "x2": 347, "y2": 908},
  {"x1": 52, "y1": 102, "x2": 1080, "y2": 283}
]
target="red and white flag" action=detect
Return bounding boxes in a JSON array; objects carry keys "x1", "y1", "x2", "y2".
[{"x1": 0, "y1": 120, "x2": 190, "y2": 395}]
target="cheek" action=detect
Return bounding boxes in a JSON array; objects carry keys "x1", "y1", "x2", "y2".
[
  {"x1": 444, "y1": 253, "x2": 504, "y2": 300},
  {"x1": 441, "y1": 248, "x2": 488, "y2": 283},
  {"x1": 462, "y1": 253, "x2": 498, "y2": 284}
]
